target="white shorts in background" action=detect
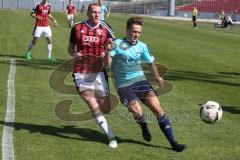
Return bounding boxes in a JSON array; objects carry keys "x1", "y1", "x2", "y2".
[
  {"x1": 33, "y1": 26, "x2": 52, "y2": 38},
  {"x1": 73, "y1": 72, "x2": 109, "y2": 96},
  {"x1": 67, "y1": 14, "x2": 74, "y2": 21}
]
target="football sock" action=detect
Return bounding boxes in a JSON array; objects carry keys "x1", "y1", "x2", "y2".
[
  {"x1": 93, "y1": 108, "x2": 114, "y2": 140},
  {"x1": 95, "y1": 115, "x2": 114, "y2": 139},
  {"x1": 157, "y1": 114, "x2": 176, "y2": 146},
  {"x1": 27, "y1": 42, "x2": 34, "y2": 51},
  {"x1": 134, "y1": 114, "x2": 146, "y2": 125},
  {"x1": 134, "y1": 114, "x2": 151, "y2": 141},
  {"x1": 47, "y1": 44, "x2": 52, "y2": 58}
]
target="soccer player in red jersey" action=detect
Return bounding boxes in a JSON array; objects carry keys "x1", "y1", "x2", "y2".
[
  {"x1": 66, "y1": 0, "x2": 76, "y2": 28},
  {"x1": 68, "y1": 3, "x2": 117, "y2": 148},
  {"x1": 25, "y1": 0, "x2": 58, "y2": 61}
]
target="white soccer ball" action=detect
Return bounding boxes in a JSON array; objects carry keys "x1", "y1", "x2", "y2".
[{"x1": 200, "y1": 101, "x2": 223, "y2": 123}]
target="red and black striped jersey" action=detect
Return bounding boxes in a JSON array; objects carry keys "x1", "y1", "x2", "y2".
[
  {"x1": 70, "y1": 20, "x2": 115, "y2": 73},
  {"x1": 32, "y1": 3, "x2": 51, "y2": 27},
  {"x1": 67, "y1": 4, "x2": 75, "y2": 15}
]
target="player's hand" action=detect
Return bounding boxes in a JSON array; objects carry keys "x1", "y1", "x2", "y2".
[
  {"x1": 53, "y1": 20, "x2": 58, "y2": 27},
  {"x1": 76, "y1": 51, "x2": 83, "y2": 57},
  {"x1": 156, "y1": 77, "x2": 164, "y2": 88},
  {"x1": 105, "y1": 38, "x2": 115, "y2": 51},
  {"x1": 99, "y1": 52, "x2": 105, "y2": 59}
]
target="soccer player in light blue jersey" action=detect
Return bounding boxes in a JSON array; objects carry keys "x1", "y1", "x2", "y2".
[
  {"x1": 105, "y1": 17, "x2": 186, "y2": 152},
  {"x1": 98, "y1": 0, "x2": 109, "y2": 20}
]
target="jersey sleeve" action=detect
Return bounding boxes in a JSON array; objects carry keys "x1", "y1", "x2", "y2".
[
  {"x1": 69, "y1": 26, "x2": 76, "y2": 44},
  {"x1": 141, "y1": 44, "x2": 155, "y2": 64},
  {"x1": 31, "y1": 4, "x2": 39, "y2": 14},
  {"x1": 101, "y1": 21, "x2": 115, "y2": 39},
  {"x1": 48, "y1": 5, "x2": 51, "y2": 14}
]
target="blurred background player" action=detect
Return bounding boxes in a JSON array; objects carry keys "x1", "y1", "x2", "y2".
[
  {"x1": 66, "y1": 0, "x2": 76, "y2": 27},
  {"x1": 98, "y1": 0, "x2": 109, "y2": 20},
  {"x1": 68, "y1": 3, "x2": 117, "y2": 148},
  {"x1": 219, "y1": 10, "x2": 225, "y2": 27},
  {"x1": 80, "y1": 4, "x2": 85, "y2": 13},
  {"x1": 107, "y1": 17, "x2": 186, "y2": 152},
  {"x1": 192, "y1": 6, "x2": 198, "y2": 28},
  {"x1": 25, "y1": 0, "x2": 58, "y2": 61}
]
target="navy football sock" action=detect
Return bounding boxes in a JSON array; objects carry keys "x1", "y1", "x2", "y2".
[
  {"x1": 135, "y1": 114, "x2": 151, "y2": 141},
  {"x1": 157, "y1": 114, "x2": 176, "y2": 146},
  {"x1": 134, "y1": 114, "x2": 146, "y2": 125}
]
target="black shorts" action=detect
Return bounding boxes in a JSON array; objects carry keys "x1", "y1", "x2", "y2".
[
  {"x1": 192, "y1": 16, "x2": 196, "y2": 21},
  {"x1": 117, "y1": 80, "x2": 153, "y2": 107}
]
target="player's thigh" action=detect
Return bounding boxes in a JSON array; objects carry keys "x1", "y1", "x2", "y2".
[
  {"x1": 73, "y1": 73, "x2": 96, "y2": 92},
  {"x1": 97, "y1": 96, "x2": 112, "y2": 114},
  {"x1": 32, "y1": 36, "x2": 39, "y2": 44},
  {"x1": 43, "y1": 26, "x2": 52, "y2": 38},
  {"x1": 94, "y1": 72, "x2": 109, "y2": 98},
  {"x1": 80, "y1": 90, "x2": 99, "y2": 110},
  {"x1": 128, "y1": 100, "x2": 143, "y2": 116},
  {"x1": 73, "y1": 72, "x2": 110, "y2": 110},
  {"x1": 73, "y1": 73, "x2": 99, "y2": 109},
  {"x1": 67, "y1": 14, "x2": 73, "y2": 20},
  {"x1": 33, "y1": 26, "x2": 44, "y2": 38},
  {"x1": 46, "y1": 36, "x2": 52, "y2": 44},
  {"x1": 144, "y1": 91, "x2": 164, "y2": 116}
]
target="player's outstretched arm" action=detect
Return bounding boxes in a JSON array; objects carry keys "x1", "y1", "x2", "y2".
[
  {"x1": 49, "y1": 14, "x2": 58, "y2": 26},
  {"x1": 30, "y1": 12, "x2": 43, "y2": 20},
  {"x1": 150, "y1": 62, "x2": 164, "y2": 88},
  {"x1": 74, "y1": 8, "x2": 77, "y2": 15}
]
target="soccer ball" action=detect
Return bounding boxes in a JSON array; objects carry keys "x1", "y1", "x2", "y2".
[{"x1": 200, "y1": 101, "x2": 223, "y2": 123}]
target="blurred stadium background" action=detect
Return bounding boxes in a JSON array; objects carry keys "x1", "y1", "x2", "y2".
[{"x1": 1, "y1": 0, "x2": 240, "y2": 21}]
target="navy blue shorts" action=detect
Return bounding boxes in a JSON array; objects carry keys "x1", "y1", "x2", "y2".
[{"x1": 117, "y1": 80, "x2": 153, "y2": 107}]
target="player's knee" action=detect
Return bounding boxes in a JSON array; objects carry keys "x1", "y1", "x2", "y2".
[
  {"x1": 47, "y1": 39, "x2": 52, "y2": 44},
  {"x1": 91, "y1": 107, "x2": 102, "y2": 118},
  {"x1": 32, "y1": 40, "x2": 37, "y2": 44},
  {"x1": 128, "y1": 101, "x2": 143, "y2": 117},
  {"x1": 46, "y1": 38, "x2": 52, "y2": 44},
  {"x1": 153, "y1": 107, "x2": 164, "y2": 117},
  {"x1": 98, "y1": 97, "x2": 111, "y2": 114}
]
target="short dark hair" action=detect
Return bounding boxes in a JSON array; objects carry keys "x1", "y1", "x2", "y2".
[
  {"x1": 87, "y1": 2, "x2": 100, "y2": 13},
  {"x1": 126, "y1": 17, "x2": 144, "y2": 29}
]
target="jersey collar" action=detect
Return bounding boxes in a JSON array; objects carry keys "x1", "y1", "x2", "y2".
[
  {"x1": 123, "y1": 37, "x2": 138, "y2": 46},
  {"x1": 84, "y1": 20, "x2": 100, "y2": 29}
]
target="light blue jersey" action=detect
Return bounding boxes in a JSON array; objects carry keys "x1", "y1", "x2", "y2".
[
  {"x1": 111, "y1": 38, "x2": 155, "y2": 88},
  {"x1": 101, "y1": 5, "x2": 107, "y2": 20}
]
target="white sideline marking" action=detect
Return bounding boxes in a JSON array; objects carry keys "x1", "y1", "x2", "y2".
[{"x1": 2, "y1": 58, "x2": 16, "y2": 160}]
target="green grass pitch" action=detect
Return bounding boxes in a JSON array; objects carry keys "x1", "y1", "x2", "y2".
[{"x1": 0, "y1": 9, "x2": 240, "y2": 160}]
